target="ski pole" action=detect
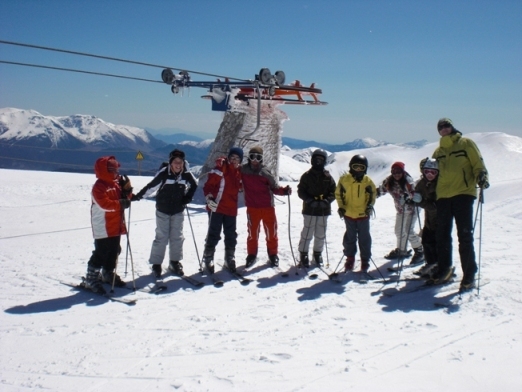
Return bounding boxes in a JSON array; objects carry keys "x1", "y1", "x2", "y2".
[
  {"x1": 185, "y1": 206, "x2": 202, "y2": 268},
  {"x1": 331, "y1": 253, "x2": 346, "y2": 275},
  {"x1": 322, "y1": 210, "x2": 330, "y2": 268},
  {"x1": 397, "y1": 211, "x2": 414, "y2": 282},
  {"x1": 287, "y1": 194, "x2": 299, "y2": 274},
  {"x1": 476, "y1": 188, "x2": 484, "y2": 295},
  {"x1": 124, "y1": 203, "x2": 131, "y2": 276},
  {"x1": 370, "y1": 256, "x2": 386, "y2": 281}
]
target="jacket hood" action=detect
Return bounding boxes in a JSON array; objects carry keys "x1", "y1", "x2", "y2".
[{"x1": 94, "y1": 156, "x2": 118, "y2": 183}]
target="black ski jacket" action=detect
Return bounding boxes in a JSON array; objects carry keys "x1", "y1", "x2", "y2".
[{"x1": 135, "y1": 163, "x2": 198, "y2": 215}]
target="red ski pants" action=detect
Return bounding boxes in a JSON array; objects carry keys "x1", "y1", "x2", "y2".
[{"x1": 246, "y1": 207, "x2": 278, "y2": 256}]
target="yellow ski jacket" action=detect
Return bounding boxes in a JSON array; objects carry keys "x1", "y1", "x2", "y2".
[{"x1": 335, "y1": 173, "x2": 376, "y2": 219}]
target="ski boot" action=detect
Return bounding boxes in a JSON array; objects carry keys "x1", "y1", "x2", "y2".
[
  {"x1": 202, "y1": 246, "x2": 215, "y2": 274},
  {"x1": 224, "y1": 248, "x2": 236, "y2": 273},
  {"x1": 151, "y1": 264, "x2": 162, "y2": 278},
  {"x1": 101, "y1": 268, "x2": 126, "y2": 287},
  {"x1": 313, "y1": 252, "x2": 324, "y2": 267},
  {"x1": 409, "y1": 246, "x2": 425, "y2": 266},
  {"x1": 413, "y1": 263, "x2": 437, "y2": 278},
  {"x1": 84, "y1": 266, "x2": 106, "y2": 294},
  {"x1": 344, "y1": 256, "x2": 355, "y2": 272},
  {"x1": 245, "y1": 254, "x2": 257, "y2": 268},
  {"x1": 299, "y1": 252, "x2": 310, "y2": 268},
  {"x1": 360, "y1": 259, "x2": 370, "y2": 273},
  {"x1": 168, "y1": 260, "x2": 184, "y2": 276},
  {"x1": 268, "y1": 254, "x2": 279, "y2": 267}
]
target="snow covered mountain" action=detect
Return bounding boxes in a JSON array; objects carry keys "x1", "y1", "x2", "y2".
[{"x1": 0, "y1": 108, "x2": 164, "y2": 150}]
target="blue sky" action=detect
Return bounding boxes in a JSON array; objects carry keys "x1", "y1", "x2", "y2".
[{"x1": 1, "y1": 0, "x2": 520, "y2": 143}]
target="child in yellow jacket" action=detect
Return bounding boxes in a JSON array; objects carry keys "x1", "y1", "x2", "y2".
[{"x1": 335, "y1": 155, "x2": 377, "y2": 272}]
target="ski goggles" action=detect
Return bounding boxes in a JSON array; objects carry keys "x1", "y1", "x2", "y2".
[
  {"x1": 423, "y1": 169, "x2": 438, "y2": 176},
  {"x1": 249, "y1": 153, "x2": 263, "y2": 162},
  {"x1": 351, "y1": 163, "x2": 366, "y2": 172}
]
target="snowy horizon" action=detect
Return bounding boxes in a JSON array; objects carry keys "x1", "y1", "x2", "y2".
[{"x1": 1, "y1": 132, "x2": 522, "y2": 391}]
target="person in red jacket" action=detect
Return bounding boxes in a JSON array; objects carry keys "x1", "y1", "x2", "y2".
[
  {"x1": 201, "y1": 147, "x2": 243, "y2": 274},
  {"x1": 84, "y1": 156, "x2": 132, "y2": 294},
  {"x1": 241, "y1": 146, "x2": 291, "y2": 268}
]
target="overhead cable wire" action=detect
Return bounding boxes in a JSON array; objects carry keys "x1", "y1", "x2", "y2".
[
  {"x1": 0, "y1": 39, "x2": 249, "y2": 82},
  {"x1": 0, "y1": 60, "x2": 162, "y2": 83}
]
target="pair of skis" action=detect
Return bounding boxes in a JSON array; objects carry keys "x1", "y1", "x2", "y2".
[{"x1": 60, "y1": 281, "x2": 137, "y2": 305}]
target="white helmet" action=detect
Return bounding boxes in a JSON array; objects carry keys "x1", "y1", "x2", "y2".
[{"x1": 420, "y1": 158, "x2": 438, "y2": 171}]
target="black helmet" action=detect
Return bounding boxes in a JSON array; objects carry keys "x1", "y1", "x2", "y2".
[
  {"x1": 349, "y1": 154, "x2": 368, "y2": 173},
  {"x1": 311, "y1": 148, "x2": 328, "y2": 163}
]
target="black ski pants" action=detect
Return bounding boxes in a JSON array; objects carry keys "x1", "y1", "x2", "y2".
[
  {"x1": 436, "y1": 195, "x2": 477, "y2": 277},
  {"x1": 88, "y1": 236, "x2": 121, "y2": 272},
  {"x1": 421, "y1": 226, "x2": 437, "y2": 266},
  {"x1": 205, "y1": 212, "x2": 237, "y2": 251}
]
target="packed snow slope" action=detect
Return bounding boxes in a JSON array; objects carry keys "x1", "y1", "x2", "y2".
[{"x1": 1, "y1": 132, "x2": 521, "y2": 391}]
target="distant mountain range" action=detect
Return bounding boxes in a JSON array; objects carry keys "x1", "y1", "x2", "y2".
[{"x1": 0, "y1": 108, "x2": 427, "y2": 174}]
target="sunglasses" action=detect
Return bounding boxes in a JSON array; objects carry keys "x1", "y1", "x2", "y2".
[
  {"x1": 438, "y1": 124, "x2": 451, "y2": 131},
  {"x1": 249, "y1": 153, "x2": 263, "y2": 162},
  {"x1": 392, "y1": 169, "x2": 403, "y2": 175},
  {"x1": 351, "y1": 163, "x2": 366, "y2": 172},
  {"x1": 423, "y1": 169, "x2": 438, "y2": 176}
]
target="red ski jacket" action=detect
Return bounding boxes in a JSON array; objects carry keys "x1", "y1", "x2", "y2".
[
  {"x1": 203, "y1": 157, "x2": 242, "y2": 216},
  {"x1": 90, "y1": 156, "x2": 128, "y2": 239}
]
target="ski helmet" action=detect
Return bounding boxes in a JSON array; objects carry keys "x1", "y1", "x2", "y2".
[
  {"x1": 421, "y1": 158, "x2": 438, "y2": 171},
  {"x1": 311, "y1": 149, "x2": 328, "y2": 164},
  {"x1": 349, "y1": 155, "x2": 368, "y2": 173}
]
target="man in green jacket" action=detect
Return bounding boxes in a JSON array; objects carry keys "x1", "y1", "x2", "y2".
[{"x1": 431, "y1": 118, "x2": 489, "y2": 290}]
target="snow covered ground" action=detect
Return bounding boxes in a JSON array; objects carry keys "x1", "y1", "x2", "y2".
[{"x1": 1, "y1": 132, "x2": 521, "y2": 391}]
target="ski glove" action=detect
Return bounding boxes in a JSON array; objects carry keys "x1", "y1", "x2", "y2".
[
  {"x1": 412, "y1": 192, "x2": 422, "y2": 203},
  {"x1": 478, "y1": 171, "x2": 490, "y2": 189},
  {"x1": 283, "y1": 185, "x2": 292, "y2": 196},
  {"x1": 337, "y1": 208, "x2": 346, "y2": 219},
  {"x1": 206, "y1": 194, "x2": 218, "y2": 212},
  {"x1": 119, "y1": 175, "x2": 132, "y2": 192},
  {"x1": 182, "y1": 196, "x2": 191, "y2": 206},
  {"x1": 131, "y1": 194, "x2": 141, "y2": 202},
  {"x1": 119, "y1": 199, "x2": 131, "y2": 209},
  {"x1": 365, "y1": 205, "x2": 374, "y2": 217}
]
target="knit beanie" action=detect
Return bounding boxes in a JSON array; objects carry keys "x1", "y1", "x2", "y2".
[
  {"x1": 391, "y1": 161, "x2": 405, "y2": 171},
  {"x1": 249, "y1": 146, "x2": 263, "y2": 155},
  {"x1": 437, "y1": 118, "x2": 453, "y2": 130},
  {"x1": 228, "y1": 147, "x2": 244, "y2": 161}
]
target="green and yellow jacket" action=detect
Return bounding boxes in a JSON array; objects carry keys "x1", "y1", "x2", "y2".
[
  {"x1": 432, "y1": 131, "x2": 488, "y2": 199},
  {"x1": 335, "y1": 173, "x2": 376, "y2": 219}
]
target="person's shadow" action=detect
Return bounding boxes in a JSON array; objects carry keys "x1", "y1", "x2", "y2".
[{"x1": 5, "y1": 290, "x2": 119, "y2": 314}]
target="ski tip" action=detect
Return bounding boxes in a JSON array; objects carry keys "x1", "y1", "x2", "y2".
[
  {"x1": 213, "y1": 281, "x2": 224, "y2": 288},
  {"x1": 309, "y1": 274, "x2": 319, "y2": 280}
]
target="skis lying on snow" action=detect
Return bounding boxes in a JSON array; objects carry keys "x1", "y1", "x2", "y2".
[
  {"x1": 198, "y1": 268, "x2": 224, "y2": 288},
  {"x1": 377, "y1": 268, "x2": 457, "y2": 297},
  {"x1": 61, "y1": 281, "x2": 137, "y2": 305},
  {"x1": 271, "y1": 265, "x2": 290, "y2": 278},
  {"x1": 145, "y1": 267, "x2": 205, "y2": 294},
  {"x1": 433, "y1": 279, "x2": 490, "y2": 308},
  {"x1": 220, "y1": 264, "x2": 252, "y2": 286}
]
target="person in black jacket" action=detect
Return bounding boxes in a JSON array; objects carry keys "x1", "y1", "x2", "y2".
[
  {"x1": 132, "y1": 149, "x2": 198, "y2": 277},
  {"x1": 296, "y1": 149, "x2": 337, "y2": 268}
]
